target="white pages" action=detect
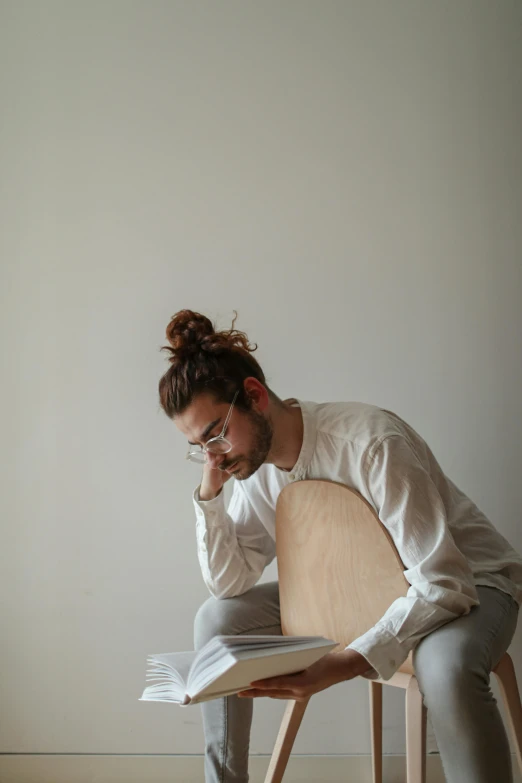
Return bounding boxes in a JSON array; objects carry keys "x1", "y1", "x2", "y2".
[{"x1": 139, "y1": 634, "x2": 338, "y2": 706}]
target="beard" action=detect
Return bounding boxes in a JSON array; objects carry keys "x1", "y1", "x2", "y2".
[{"x1": 232, "y1": 407, "x2": 273, "y2": 480}]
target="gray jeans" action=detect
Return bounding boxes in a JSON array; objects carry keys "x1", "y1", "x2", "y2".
[{"x1": 193, "y1": 582, "x2": 519, "y2": 783}]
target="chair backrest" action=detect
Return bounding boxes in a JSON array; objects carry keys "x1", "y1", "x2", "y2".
[{"x1": 276, "y1": 479, "x2": 410, "y2": 661}]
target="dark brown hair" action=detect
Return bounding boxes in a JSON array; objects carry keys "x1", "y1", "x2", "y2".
[{"x1": 158, "y1": 309, "x2": 277, "y2": 418}]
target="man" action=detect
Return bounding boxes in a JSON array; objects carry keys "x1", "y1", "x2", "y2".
[{"x1": 160, "y1": 309, "x2": 521, "y2": 783}]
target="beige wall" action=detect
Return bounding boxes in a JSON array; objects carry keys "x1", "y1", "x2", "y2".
[{"x1": 1, "y1": 0, "x2": 521, "y2": 763}]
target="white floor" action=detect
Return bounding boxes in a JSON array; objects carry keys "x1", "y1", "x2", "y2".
[{"x1": 0, "y1": 754, "x2": 521, "y2": 783}]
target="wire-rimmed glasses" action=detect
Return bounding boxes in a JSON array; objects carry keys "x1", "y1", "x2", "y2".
[{"x1": 185, "y1": 389, "x2": 239, "y2": 464}]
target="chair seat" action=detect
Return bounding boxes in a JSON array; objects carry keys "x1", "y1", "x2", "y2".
[{"x1": 399, "y1": 651, "x2": 415, "y2": 676}]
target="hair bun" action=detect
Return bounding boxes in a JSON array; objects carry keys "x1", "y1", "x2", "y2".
[
  {"x1": 164, "y1": 309, "x2": 214, "y2": 361},
  {"x1": 161, "y1": 308, "x2": 257, "y2": 367}
]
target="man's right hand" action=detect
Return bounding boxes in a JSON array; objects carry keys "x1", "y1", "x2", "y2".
[{"x1": 199, "y1": 461, "x2": 234, "y2": 501}]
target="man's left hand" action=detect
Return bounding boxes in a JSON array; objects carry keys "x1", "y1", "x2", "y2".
[{"x1": 237, "y1": 649, "x2": 372, "y2": 702}]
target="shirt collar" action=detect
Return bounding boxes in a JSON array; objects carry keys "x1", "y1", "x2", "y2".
[{"x1": 276, "y1": 398, "x2": 317, "y2": 478}]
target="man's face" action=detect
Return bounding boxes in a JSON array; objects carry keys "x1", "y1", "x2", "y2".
[{"x1": 175, "y1": 392, "x2": 273, "y2": 480}]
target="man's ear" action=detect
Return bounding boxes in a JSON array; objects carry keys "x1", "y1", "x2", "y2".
[
  {"x1": 242, "y1": 378, "x2": 268, "y2": 412},
  {"x1": 243, "y1": 388, "x2": 257, "y2": 410}
]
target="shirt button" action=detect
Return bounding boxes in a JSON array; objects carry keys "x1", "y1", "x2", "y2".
[{"x1": 289, "y1": 473, "x2": 295, "y2": 480}]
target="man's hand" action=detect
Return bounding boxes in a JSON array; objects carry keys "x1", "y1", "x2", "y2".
[
  {"x1": 199, "y1": 461, "x2": 234, "y2": 501},
  {"x1": 237, "y1": 649, "x2": 372, "y2": 702}
]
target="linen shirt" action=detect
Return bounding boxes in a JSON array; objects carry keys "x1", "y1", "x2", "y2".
[{"x1": 192, "y1": 399, "x2": 522, "y2": 681}]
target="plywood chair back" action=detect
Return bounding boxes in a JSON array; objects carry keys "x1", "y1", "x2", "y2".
[
  {"x1": 276, "y1": 478, "x2": 414, "y2": 673},
  {"x1": 267, "y1": 478, "x2": 522, "y2": 783}
]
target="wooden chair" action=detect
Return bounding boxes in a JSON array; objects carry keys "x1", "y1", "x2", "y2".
[{"x1": 264, "y1": 479, "x2": 522, "y2": 783}]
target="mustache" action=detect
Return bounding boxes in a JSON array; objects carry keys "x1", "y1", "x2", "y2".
[{"x1": 219, "y1": 460, "x2": 237, "y2": 471}]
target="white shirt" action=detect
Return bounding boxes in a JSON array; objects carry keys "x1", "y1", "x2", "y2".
[{"x1": 192, "y1": 399, "x2": 522, "y2": 680}]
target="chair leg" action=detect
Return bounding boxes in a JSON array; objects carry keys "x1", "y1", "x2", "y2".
[
  {"x1": 493, "y1": 652, "x2": 522, "y2": 775},
  {"x1": 369, "y1": 682, "x2": 383, "y2": 783},
  {"x1": 405, "y1": 676, "x2": 427, "y2": 783},
  {"x1": 264, "y1": 698, "x2": 310, "y2": 783}
]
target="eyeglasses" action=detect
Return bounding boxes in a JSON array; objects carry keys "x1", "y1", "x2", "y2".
[{"x1": 185, "y1": 390, "x2": 239, "y2": 464}]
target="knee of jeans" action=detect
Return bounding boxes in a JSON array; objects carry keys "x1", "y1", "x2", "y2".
[
  {"x1": 413, "y1": 646, "x2": 488, "y2": 707},
  {"x1": 193, "y1": 595, "x2": 238, "y2": 650}
]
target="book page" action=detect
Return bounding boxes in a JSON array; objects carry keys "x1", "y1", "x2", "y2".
[
  {"x1": 216, "y1": 634, "x2": 328, "y2": 647},
  {"x1": 226, "y1": 638, "x2": 336, "y2": 659},
  {"x1": 140, "y1": 650, "x2": 197, "y2": 703},
  {"x1": 189, "y1": 643, "x2": 337, "y2": 703},
  {"x1": 189, "y1": 636, "x2": 337, "y2": 693},
  {"x1": 146, "y1": 651, "x2": 196, "y2": 684}
]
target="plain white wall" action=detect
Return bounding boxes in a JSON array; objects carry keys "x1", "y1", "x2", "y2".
[{"x1": 1, "y1": 0, "x2": 521, "y2": 759}]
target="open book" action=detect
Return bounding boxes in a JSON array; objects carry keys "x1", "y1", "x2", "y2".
[{"x1": 139, "y1": 634, "x2": 338, "y2": 706}]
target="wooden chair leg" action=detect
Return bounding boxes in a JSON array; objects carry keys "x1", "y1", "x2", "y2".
[
  {"x1": 264, "y1": 698, "x2": 310, "y2": 783},
  {"x1": 493, "y1": 653, "x2": 522, "y2": 775},
  {"x1": 405, "y1": 676, "x2": 427, "y2": 783},
  {"x1": 369, "y1": 681, "x2": 383, "y2": 783}
]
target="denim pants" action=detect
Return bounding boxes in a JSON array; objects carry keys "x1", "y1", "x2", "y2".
[{"x1": 193, "y1": 582, "x2": 519, "y2": 783}]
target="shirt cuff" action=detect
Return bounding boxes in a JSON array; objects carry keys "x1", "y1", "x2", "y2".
[
  {"x1": 346, "y1": 627, "x2": 409, "y2": 681},
  {"x1": 192, "y1": 484, "x2": 228, "y2": 528},
  {"x1": 193, "y1": 484, "x2": 223, "y2": 503}
]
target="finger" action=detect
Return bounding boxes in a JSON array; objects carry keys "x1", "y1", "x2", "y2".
[
  {"x1": 238, "y1": 689, "x2": 296, "y2": 699},
  {"x1": 250, "y1": 674, "x2": 304, "y2": 689}
]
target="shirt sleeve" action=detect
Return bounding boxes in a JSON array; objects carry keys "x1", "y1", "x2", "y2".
[
  {"x1": 346, "y1": 434, "x2": 480, "y2": 681},
  {"x1": 192, "y1": 480, "x2": 276, "y2": 599}
]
